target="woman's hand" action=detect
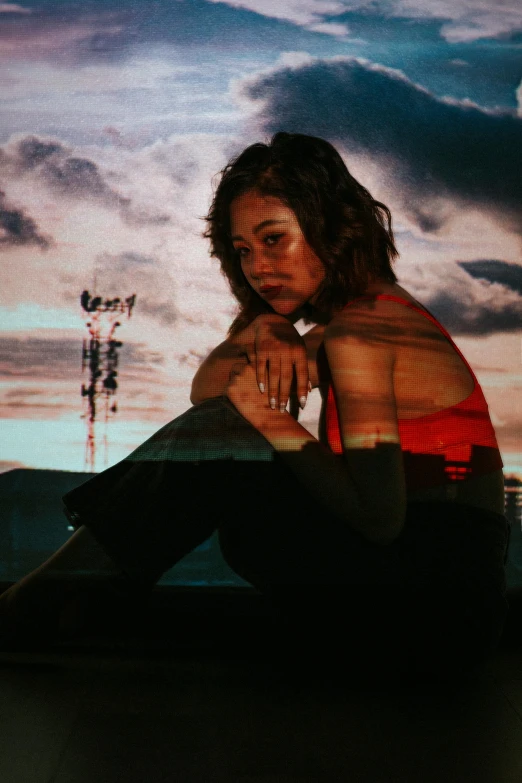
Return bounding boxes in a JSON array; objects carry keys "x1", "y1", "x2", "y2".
[
  {"x1": 225, "y1": 361, "x2": 273, "y2": 427},
  {"x1": 236, "y1": 313, "x2": 310, "y2": 413}
]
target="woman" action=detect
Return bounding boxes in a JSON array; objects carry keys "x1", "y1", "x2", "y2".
[{"x1": 0, "y1": 133, "x2": 509, "y2": 680}]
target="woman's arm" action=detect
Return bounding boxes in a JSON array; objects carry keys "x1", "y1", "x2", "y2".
[
  {"x1": 191, "y1": 315, "x2": 314, "y2": 408},
  {"x1": 321, "y1": 299, "x2": 407, "y2": 542},
  {"x1": 190, "y1": 321, "x2": 256, "y2": 405},
  {"x1": 227, "y1": 299, "x2": 407, "y2": 545}
]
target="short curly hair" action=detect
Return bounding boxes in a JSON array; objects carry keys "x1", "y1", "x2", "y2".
[{"x1": 204, "y1": 132, "x2": 398, "y2": 337}]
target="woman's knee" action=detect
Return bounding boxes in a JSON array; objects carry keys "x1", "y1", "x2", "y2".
[{"x1": 128, "y1": 394, "x2": 274, "y2": 464}]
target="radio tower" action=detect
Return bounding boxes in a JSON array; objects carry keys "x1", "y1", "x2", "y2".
[{"x1": 80, "y1": 289, "x2": 136, "y2": 472}]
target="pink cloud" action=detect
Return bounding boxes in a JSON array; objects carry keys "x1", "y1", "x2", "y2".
[{"x1": 0, "y1": 4, "x2": 32, "y2": 13}]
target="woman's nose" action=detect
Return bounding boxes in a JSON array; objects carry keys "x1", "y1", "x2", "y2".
[{"x1": 249, "y1": 249, "x2": 274, "y2": 279}]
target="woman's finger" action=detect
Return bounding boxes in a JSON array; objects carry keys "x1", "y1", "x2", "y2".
[
  {"x1": 268, "y1": 355, "x2": 282, "y2": 411},
  {"x1": 255, "y1": 345, "x2": 268, "y2": 394},
  {"x1": 293, "y1": 350, "x2": 310, "y2": 409},
  {"x1": 278, "y1": 357, "x2": 295, "y2": 414}
]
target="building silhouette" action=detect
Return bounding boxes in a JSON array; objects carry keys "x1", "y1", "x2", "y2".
[
  {"x1": 504, "y1": 475, "x2": 522, "y2": 589},
  {"x1": 504, "y1": 476, "x2": 522, "y2": 528},
  {"x1": 401, "y1": 443, "x2": 500, "y2": 489}
]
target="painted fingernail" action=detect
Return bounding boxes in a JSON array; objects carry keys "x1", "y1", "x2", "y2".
[
  {"x1": 259, "y1": 382, "x2": 265, "y2": 393},
  {"x1": 270, "y1": 397, "x2": 276, "y2": 410},
  {"x1": 280, "y1": 401, "x2": 286, "y2": 413},
  {"x1": 299, "y1": 395, "x2": 307, "y2": 409}
]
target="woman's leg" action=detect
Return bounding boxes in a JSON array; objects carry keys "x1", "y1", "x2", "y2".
[
  {"x1": 0, "y1": 525, "x2": 125, "y2": 639},
  {"x1": 0, "y1": 395, "x2": 398, "y2": 644},
  {"x1": 60, "y1": 396, "x2": 285, "y2": 588},
  {"x1": 0, "y1": 396, "x2": 306, "y2": 639},
  {"x1": 6, "y1": 394, "x2": 507, "y2": 673},
  {"x1": 0, "y1": 399, "x2": 244, "y2": 637}
]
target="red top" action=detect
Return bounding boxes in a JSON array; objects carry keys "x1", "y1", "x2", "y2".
[{"x1": 325, "y1": 295, "x2": 503, "y2": 491}]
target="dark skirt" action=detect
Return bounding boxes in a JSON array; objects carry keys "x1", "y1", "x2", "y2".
[{"x1": 62, "y1": 396, "x2": 511, "y2": 678}]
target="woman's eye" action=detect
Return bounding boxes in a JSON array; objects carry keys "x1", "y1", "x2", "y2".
[
  {"x1": 235, "y1": 246, "x2": 249, "y2": 258},
  {"x1": 264, "y1": 234, "x2": 283, "y2": 246}
]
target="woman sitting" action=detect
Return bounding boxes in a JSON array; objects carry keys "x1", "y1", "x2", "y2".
[{"x1": 0, "y1": 132, "x2": 509, "y2": 681}]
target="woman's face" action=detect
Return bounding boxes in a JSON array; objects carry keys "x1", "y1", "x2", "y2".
[{"x1": 229, "y1": 190, "x2": 326, "y2": 316}]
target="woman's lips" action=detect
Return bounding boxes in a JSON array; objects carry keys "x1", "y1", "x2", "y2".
[{"x1": 260, "y1": 286, "x2": 283, "y2": 299}]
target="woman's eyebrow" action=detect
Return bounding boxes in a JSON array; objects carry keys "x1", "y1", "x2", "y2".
[{"x1": 231, "y1": 219, "x2": 289, "y2": 241}]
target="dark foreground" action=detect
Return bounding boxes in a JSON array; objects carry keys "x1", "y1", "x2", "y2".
[{"x1": 1, "y1": 585, "x2": 522, "y2": 783}]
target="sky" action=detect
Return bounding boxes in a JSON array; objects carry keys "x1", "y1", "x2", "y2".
[{"x1": 0, "y1": 0, "x2": 521, "y2": 475}]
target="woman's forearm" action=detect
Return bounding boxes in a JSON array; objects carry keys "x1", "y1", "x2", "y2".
[
  {"x1": 190, "y1": 323, "x2": 256, "y2": 405},
  {"x1": 191, "y1": 319, "x2": 328, "y2": 405}
]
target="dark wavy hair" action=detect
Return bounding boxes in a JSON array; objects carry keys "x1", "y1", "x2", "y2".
[{"x1": 204, "y1": 132, "x2": 398, "y2": 337}]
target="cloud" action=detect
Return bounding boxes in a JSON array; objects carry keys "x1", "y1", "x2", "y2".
[
  {"x1": 426, "y1": 284, "x2": 522, "y2": 335},
  {"x1": 10, "y1": 136, "x2": 63, "y2": 169},
  {"x1": 0, "y1": 190, "x2": 51, "y2": 250},
  {"x1": 0, "y1": 332, "x2": 169, "y2": 435},
  {"x1": 399, "y1": 0, "x2": 522, "y2": 43},
  {"x1": 458, "y1": 259, "x2": 522, "y2": 296},
  {"x1": 0, "y1": 4, "x2": 31, "y2": 13},
  {"x1": 2, "y1": 135, "x2": 128, "y2": 206},
  {"x1": 238, "y1": 56, "x2": 522, "y2": 235},
  {"x1": 0, "y1": 6, "x2": 130, "y2": 64},
  {"x1": 495, "y1": 419, "x2": 522, "y2": 457},
  {"x1": 403, "y1": 260, "x2": 522, "y2": 336},
  {"x1": 112, "y1": 251, "x2": 155, "y2": 266},
  {"x1": 0, "y1": 336, "x2": 83, "y2": 379},
  {"x1": 0, "y1": 130, "x2": 235, "y2": 347},
  {"x1": 307, "y1": 21, "x2": 350, "y2": 36},
  {"x1": 0, "y1": 0, "x2": 519, "y2": 75},
  {"x1": 0, "y1": 1, "x2": 317, "y2": 66},
  {"x1": 212, "y1": 0, "x2": 522, "y2": 42},
  {"x1": 45, "y1": 157, "x2": 119, "y2": 200},
  {"x1": 94, "y1": 251, "x2": 180, "y2": 326},
  {"x1": 207, "y1": 0, "x2": 350, "y2": 36},
  {"x1": 134, "y1": 299, "x2": 178, "y2": 325},
  {"x1": 0, "y1": 334, "x2": 164, "y2": 380},
  {"x1": 0, "y1": 135, "x2": 173, "y2": 227}
]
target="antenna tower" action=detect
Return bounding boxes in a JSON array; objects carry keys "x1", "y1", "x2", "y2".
[{"x1": 80, "y1": 289, "x2": 136, "y2": 472}]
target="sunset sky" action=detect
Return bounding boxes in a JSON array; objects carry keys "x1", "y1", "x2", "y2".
[{"x1": 0, "y1": 0, "x2": 521, "y2": 476}]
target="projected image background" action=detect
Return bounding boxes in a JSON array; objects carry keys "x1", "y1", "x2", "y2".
[{"x1": 0, "y1": 0, "x2": 521, "y2": 585}]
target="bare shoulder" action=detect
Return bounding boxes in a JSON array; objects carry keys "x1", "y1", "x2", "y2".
[{"x1": 324, "y1": 295, "x2": 416, "y2": 347}]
